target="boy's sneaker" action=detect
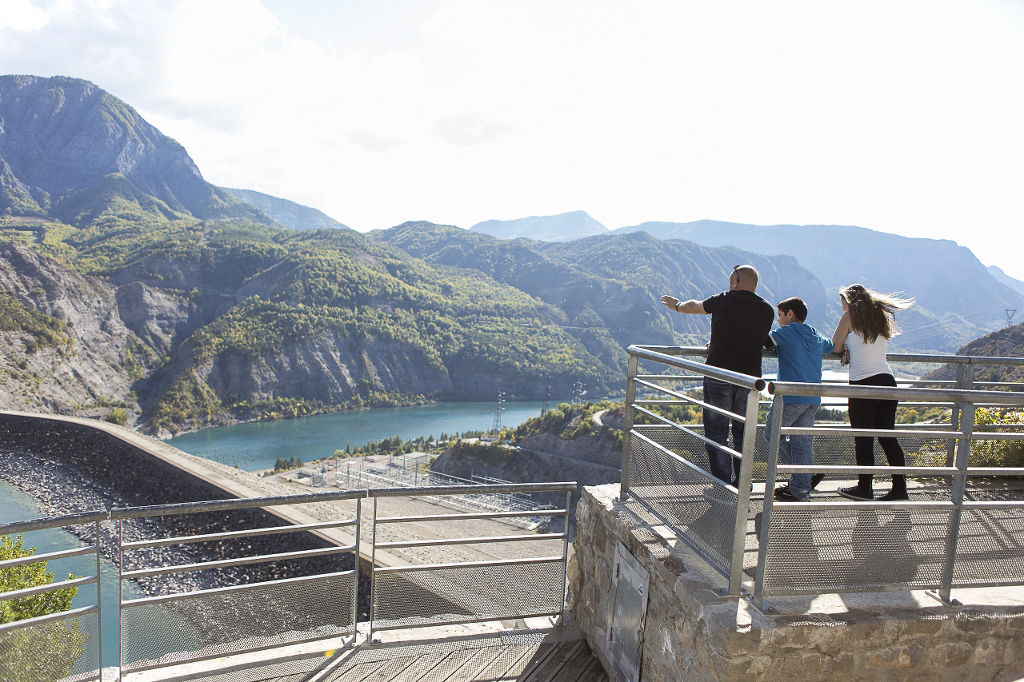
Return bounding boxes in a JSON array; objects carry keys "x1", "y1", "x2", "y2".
[
  {"x1": 876, "y1": 489, "x2": 909, "y2": 501},
  {"x1": 810, "y1": 473, "x2": 825, "y2": 489},
  {"x1": 773, "y1": 486, "x2": 807, "y2": 502},
  {"x1": 837, "y1": 486, "x2": 873, "y2": 501}
]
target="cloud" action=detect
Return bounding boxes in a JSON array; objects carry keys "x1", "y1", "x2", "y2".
[
  {"x1": 348, "y1": 129, "x2": 404, "y2": 153},
  {"x1": 0, "y1": 0, "x2": 49, "y2": 34},
  {"x1": 432, "y1": 112, "x2": 513, "y2": 146}
]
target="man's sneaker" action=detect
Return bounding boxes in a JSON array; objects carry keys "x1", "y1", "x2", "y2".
[
  {"x1": 876, "y1": 489, "x2": 909, "y2": 501},
  {"x1": 773, "y1": 486, "x2": 807, "y2": 502},
  {"x1": 837, "y1": 486, "x2": 873, "y2": 501},
  {"x1": 810, "y1": 473, "x2": 825, "y2": 489}
]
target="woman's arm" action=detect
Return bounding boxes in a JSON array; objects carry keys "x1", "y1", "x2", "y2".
[{"x1": 831, "y1": 311, "x2": 852, "y2": 353}]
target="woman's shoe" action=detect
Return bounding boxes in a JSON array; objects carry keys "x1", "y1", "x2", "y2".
[
  {"x1": 837, "y1": 485, "x2": 873, "y2": 501},
  {"x1": 876, "y1": 489, "x2": 909, "y2": 501}
]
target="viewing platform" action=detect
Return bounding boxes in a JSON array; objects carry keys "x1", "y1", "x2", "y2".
[
  {"x1": 3, "y1": 345, "x2": 1024, "y2": 680},
  {"x1": 572, "y1": 346, "x2": 1024, "y2": 680}
]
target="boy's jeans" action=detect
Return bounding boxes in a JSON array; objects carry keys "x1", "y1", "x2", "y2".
[
  {"x1": 764, "y1": 400, "x2": 817, "y2": 500},
  {"x1": 703, "y1": 378, "x2": 749, "y2": 485}
]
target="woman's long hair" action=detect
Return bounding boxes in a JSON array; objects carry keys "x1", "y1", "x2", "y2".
[{"x1": 840, "y1": 284, "x2": 914, "y2": 343}]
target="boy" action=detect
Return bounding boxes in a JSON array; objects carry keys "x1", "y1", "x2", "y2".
[{"x1": 767, "y1": 297, "x2": 833, "y2": 502}]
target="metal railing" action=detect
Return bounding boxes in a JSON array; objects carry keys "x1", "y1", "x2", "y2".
[
  {"x1": 0, "y1": 511, "x2": 105, "y2": 682},
  {"x1": 621, "y1": 344, "x2": 1024, "y2": 610},
  {"x1": 0, "y1": 482, "x2": 574, "y2": 681}
]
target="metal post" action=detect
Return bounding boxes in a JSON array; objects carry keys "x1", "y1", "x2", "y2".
[
  {"x1": 946, "y1": 364, "x2": 974, "y2": 466},
  {"x1": 367, "y1": 497, "x2": 378, "y2": 642},
  {"x1": 559, "y1": 489, "x2": 572, "y2": 624},
  {"x1": 94, "y1": 519, "x2": 103, "y2": 678},
  {"x1": 939, "y1": 400, "x2": 974, "y2": 604},
  {"x1": 117, "y1": 519, "x2": 124, "y2": 682},
  {"x1": 753, "y1": 396, "x2": 784, "y2": 610},
  {"x1": 728, "y1": 387, "x2": 763, "y2": 596},
  {"x1": 352, "y1": 497, "x2": 361, "y2": 642},
  {"x1": 620, "y1": 354, "x2": 639, "y2": 500}
]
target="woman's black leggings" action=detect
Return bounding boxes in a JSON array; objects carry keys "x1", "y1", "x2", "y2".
[{"x1": 848, "y1": 373, "x2": 907, "y2": 493}]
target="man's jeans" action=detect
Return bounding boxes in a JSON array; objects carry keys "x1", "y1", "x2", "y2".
[
  {"x1": 703, "y1": 378, "x2": 749, "y2": 485},
  {"x1": 764, "y1": 400, "x2": 818, "y2": 500}
]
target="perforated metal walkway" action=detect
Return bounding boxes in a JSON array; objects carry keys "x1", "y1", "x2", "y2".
[{"x1": 319, "y1": 631, "x2": 608, "y2": 681}]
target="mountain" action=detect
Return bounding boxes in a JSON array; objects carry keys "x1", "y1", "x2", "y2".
[
  {"x1": 470, "y1": 210, "x2": 608, "y2": 241},
  {"x1": 222, "y1": 188, "x2": 351, "y2": 231},
  {"x1": 0, "y1": 75, "x2": 268, "y2": 224},
  {"x1": 925, "y1": 322, "x2": 1024, "y2": 385},
  {"x1": 2, "y1": 74, "x2": 1019, "y2": 438},
  {"x1": 370, "y1": 223, "x2": 835, "y2": 354},
  {"x1": 615, "y1": 219, "x2": 1024, "y2": 352},
  {"x1": 0, "y1": 76, "x2": 623, "y2": 435},
  {"x1": 988, "y1": 266, "x2": 1024, "y2": 298}
]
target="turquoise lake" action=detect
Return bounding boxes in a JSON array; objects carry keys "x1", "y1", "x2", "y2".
[{"x1": 167, "y1": 399, "x2": 551, "y2": 471}]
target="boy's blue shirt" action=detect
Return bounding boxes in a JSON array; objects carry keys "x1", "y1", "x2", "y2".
[{"x1": 770, "y1": 322, "x2": 834, "y2": 405}]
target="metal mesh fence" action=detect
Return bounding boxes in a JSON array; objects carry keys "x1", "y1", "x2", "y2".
[
  {"x1": 762, "y1": 505, "x2": 952, "y2": 594},
  {"x1": 0, "y1": 611, "x2": 99, "y2": 682},
  {"x1": 953, "y1": 506, "x2": 1024, "y2": 586},
  {"x1": 626, "y1": 427, "x2": 736, "y2": 575},
  {"x1": 122, "y1": 571, "x2": 356, "y2": 672},
  {"x1": 371, "y1": 559, "x2": 564, "y2": 631}
]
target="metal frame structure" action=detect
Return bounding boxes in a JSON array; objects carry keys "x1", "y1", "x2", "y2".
[
  {"x1": 0, "y1": 482, "x2": 575, "y2": 681},
  {"x1": 620, "y1": 344, "x2": 1024, "y2": 611}
]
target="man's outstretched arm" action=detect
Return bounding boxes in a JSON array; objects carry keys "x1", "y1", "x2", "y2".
[{"x1": 660, "y1": 295, "x2": 707, "y2": 314}]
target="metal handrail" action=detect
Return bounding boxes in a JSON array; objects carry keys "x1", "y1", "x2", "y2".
[{"x1": 621, "y1": 344, "x2": 1024, "y2": 609}]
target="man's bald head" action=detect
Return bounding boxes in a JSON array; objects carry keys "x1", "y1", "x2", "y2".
[{"x1": 729, "y1": 264, "x2": 759, "y2": 292}]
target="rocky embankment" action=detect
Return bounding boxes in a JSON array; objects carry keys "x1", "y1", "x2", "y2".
[
  {"x1": 0, "y1": 414, "x2": 349, "y2": 598},
  {"x1": 430, "y1": 410, "x2": 623, "y2": 531}
]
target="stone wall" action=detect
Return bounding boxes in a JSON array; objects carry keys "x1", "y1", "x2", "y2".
[{"x1": 568, "y1": 484, "x2": 1024, "y2": 681}]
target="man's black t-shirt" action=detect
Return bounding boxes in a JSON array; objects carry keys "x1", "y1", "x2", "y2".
[{"x1": 702, "y1": 290, "x2": 775, "y2": 377}]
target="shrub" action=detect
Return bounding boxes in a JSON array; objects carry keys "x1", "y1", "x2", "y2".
[
  {"x1": 970, "y1": 408, "x2": 1024, "y2": 468},
  {"x1": 0, "y1": 535, "x2": 88, "y2": 680}
]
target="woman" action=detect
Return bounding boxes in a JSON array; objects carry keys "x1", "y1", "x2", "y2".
[{"x1": 831, "y1": 284, "x2": 914, "y2": 501}]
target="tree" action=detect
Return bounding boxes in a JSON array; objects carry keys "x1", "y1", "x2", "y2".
[{"x1": 0, "y1": 535, "x2": 88, "y2": 681}]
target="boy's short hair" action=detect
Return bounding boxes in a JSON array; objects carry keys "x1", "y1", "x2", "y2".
[{"x1": 777, "y1": 297, "x2": 808, "y2": 322}]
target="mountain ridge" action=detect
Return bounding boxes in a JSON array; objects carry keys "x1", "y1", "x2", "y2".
[
  {"x1": 2, "y1": 74, "x2": 1020, "y2": 436},
  {"x1": 470, "y1": 210, "x2": 608, "y2": 241}
]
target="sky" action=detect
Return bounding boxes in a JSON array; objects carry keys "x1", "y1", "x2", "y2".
[{"x1": 2, "y1": 0, "x2": 1024, "y2": 278}]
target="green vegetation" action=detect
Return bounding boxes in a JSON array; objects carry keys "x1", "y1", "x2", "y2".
[
  {"x1": 0, "y1": 291, "x2": 73, "y2": 354},
  {"x1": 516, "y1": 401, "x2": 621, "y2": 441},
  {"x1": 105, "y1": 407, "x2": 129, "y2": 426},
  {"x1": 443, "y1": 440, "x2": 512, "y2": 465},
  {"x1": 1, "y1": 204, "x2": 621, "y2": 433},
  {"x1": 0, "y1": 535, "x2": 87, "y2": 681},
  {"x1": 969, "y1": 408, "x2": 1024, "y2": 468},
  {"x1": 274, "y1": 456, "x2": 304, "y2": 472}
]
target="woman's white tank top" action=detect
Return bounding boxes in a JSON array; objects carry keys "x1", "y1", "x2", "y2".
[{"x1": 847, "y1": 331, "x2": 892, "y2": 381}]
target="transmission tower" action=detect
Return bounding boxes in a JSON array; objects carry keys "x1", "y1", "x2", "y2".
[
  {"x1": 541, "y1": 385, "x2": 551, "y2": 416},
  {"x1": 1007, "y1": 308, "x2": 1018, "y2": 328},
  {"x1": 571, "y1": 381, "x2": 586, "y2": 405},
  {"x1": 492, "y1": 392, "x2": 506, "y2": 432}
]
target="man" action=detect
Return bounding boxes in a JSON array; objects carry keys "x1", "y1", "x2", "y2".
[{"x1": 660, "y1": 265, "x2": 774, "y2": 485}]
